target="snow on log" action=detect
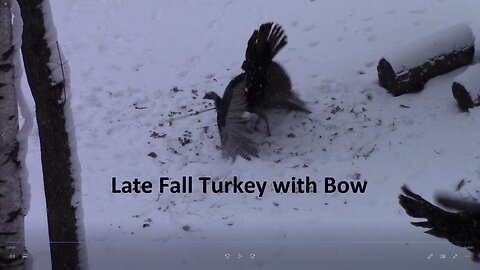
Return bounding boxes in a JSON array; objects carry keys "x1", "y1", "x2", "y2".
[
  {"x1": 378, "y1": 24, "x2": 475, "y2": 96},
  {"x1": 452, "y1": 64, "x2": 480, "y2": 112}
]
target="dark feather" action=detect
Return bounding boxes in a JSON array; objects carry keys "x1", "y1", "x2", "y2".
[
  {"x1": 241, "y1": 22, "x2": 309, "y2": 135},
  {"x1": 399, "y1": 185, "x2": 480, "y2": 262}
]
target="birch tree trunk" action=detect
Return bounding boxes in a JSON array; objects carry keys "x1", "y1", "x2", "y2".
[
  {"x1": 16, "y1": 0, "x2": 87, "y2": 269},
  {"x1": 0, "y1": 0, "x2": 27, "y2": 269}
]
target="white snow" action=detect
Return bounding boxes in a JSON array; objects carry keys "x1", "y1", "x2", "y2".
[
  {"x1": 16, "y1": 0, "x2": 480, "y2": 269},
  {"x1": 453, "y1": 63, "x2": 480, "y2": 98},
  {"x1": 382, "y1": 23, "x2": 475, "y2": 74}
]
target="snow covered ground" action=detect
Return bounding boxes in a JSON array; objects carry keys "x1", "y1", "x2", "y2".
[{"x1": 21, "y1": 0, "x2": 480, "y2": 269}]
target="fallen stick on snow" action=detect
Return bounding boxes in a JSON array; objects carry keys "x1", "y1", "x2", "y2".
[{"x1": 378, "y1": 24, "x2": 475, "y2": 96}]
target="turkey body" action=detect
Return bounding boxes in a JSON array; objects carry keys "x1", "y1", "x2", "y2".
[{"x1": 203, "y1": 22, "x2": 310, "y2": 160}]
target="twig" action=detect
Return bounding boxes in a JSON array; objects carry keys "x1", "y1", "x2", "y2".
[{"x1": 56, "y1": 41, "x2": 66, "y2": 103}]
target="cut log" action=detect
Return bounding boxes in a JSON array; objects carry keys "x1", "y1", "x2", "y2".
[
  {"x1": 378, "y1": 24, "x2": 475, "y2": 96},
  {"x1": 452, "y1": 64, "x2": 480, "y2": 112}
]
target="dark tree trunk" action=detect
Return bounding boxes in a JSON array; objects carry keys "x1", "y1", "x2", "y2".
[
  {"x1": 378, "y1": 46, "x2": 474, "y2": 96},
  {"x1": 377, "y1": 24, "x2": 475, "y2": 96},
  {"x1": 16, "y1": 0, "x2": 84, "y2": 269},
  {"x1": 0, "y1": 0, "x2": 27, "y2": 269},
  {"x1": 451, "y1": 65, "x2": 480, "y2": 112},
  {"x1": 452, "y1": 82, "x2": 474, "y2": 112}
]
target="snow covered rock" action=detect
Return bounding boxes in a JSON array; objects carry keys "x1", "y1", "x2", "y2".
[
  {"x1": 378, "y1": 24, "x2": 475, "y2": 96},
  {"x1": 452, "y1": 64, "x2": 480, "y2": 112}
]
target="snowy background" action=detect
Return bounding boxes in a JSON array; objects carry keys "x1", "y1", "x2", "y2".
[{"x1": 21, "y1": 0, "x2": 480, "y2": 269}]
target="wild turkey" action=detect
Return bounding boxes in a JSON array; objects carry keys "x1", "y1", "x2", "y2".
[
  {"x1": 399, "y1": 185, "x2": 480, "y2": 262},
  {"x1": 203, "y1": 75, "x2": 258, "y2": 161},
  {"x1": 203, "y1": 22, "x2": 309, "y2": 160},
  {"x1": 241, "y1": 22, "x2": 310, "y2": 136}
]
